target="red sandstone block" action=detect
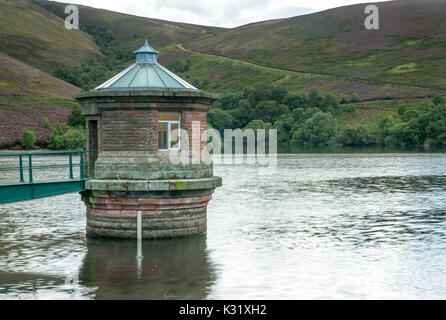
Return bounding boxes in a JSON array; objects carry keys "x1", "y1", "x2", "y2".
[
  {"x1": 120, "y1": 205, "x2": 139, "y2": 210},
  {"x1": 105, "y1": 210, "x2": 123, "y2": 216},
  {"x1": 141, "y1": 210, "x2": 156, "y2": 215},
  {"x1": 103, "y1": 204, "x2": 122, "y2": 210},
  {"x1": 120, "y1": 199, "x2": 139, "y2": 205},
  {"x1": 157, "y1": 203, "x2": 206, "y2": 210},
  {"x1": 91, "y1": 198, "x2": 106, "y2": 204},
  {"x1": 201, "y1": 195, "x2": 212, "y2": 202},
  {"x1": 138, "y1": 198, "x2": 159, "y2": 205},
  {"x1": 156, "y1": 198, "x2": 181, "y2": 205},
  {"x1": 169, "y1": 197, "x2": 202, "y2": 204},
  {"x1": 125, "y1": 109, "x2": 139, "y2": 114},
  {"x1": 136, "y1": 197, "x2": 201, "y2": 206},
  {"x1": 89, "y1": 208, "x2": 109, "y2": 216},
  {"x1": 120, "y1": 210, "x2": 137, "y2": 216},
  {"x1": 139, "y1": 204, "x2": 158, "y2": 210},
  {"x1": 104, "y1": 198, "x2": 122, "y2": 205}
]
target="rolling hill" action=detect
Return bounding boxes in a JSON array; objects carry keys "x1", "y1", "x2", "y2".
[
  {"x1": 186, "y1": 0, "x2": 446, "y2": 89},
  {"x1": 0, "y1": 51, "x2": 80, "y2": 147},
  {"x1": 0, "y1": 0, "x2": 97, "y2": 147},
  {"x1": 30, "y1": 0, "x2": 446, "y2": 99},
  {"x1": 0, "y1": 0, "x2": 102, "y2": 73},
  {"x1": 1, "y1": 0, "x2": 446, "y2": 148},
  {"x1": 32, "y1": 0, "x2": 223, "y2": 45}
]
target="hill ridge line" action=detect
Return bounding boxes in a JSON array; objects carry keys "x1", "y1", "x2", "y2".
[{"x1": 177, "y1": 44, "x2": 446, "y2": 94}]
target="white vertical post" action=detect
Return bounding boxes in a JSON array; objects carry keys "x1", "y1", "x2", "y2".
[
  {"x1": 137, "y1": 210, "x2": 142, "y2": 241},
  {"x1": 136, "y1": 210, "x2": 143, "y2": 279},
  {"x1": 167, "y1": 122, "x2": 171, "y2": 150}
]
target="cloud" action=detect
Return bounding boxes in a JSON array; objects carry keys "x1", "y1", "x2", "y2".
[{"x1": 57, "y1": 0, "x2": 388, "y2": 28}]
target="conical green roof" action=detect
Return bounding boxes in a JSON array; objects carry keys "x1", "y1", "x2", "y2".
[{"x1": 95, "y1": 40, "x2": 197, "y2": 91}]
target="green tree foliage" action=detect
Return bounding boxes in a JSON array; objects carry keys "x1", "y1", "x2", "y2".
[
  {"x1": 81, "y1": 25, "x2": 134, "y2": 68},
  {"x1": 377, "y1": 97, "x2": 446, "y2": 146},
  {"x1": 22, "y1": 129, "x2": 36, "y2": 150},
  {"x1": 53, "y1": 59, "x2": 115, "y2": 91},
  {"x1": 48, "y1": 123, "x2": 67, "y2": 149},
  {"x1": 397, "y1": 105, "x2": 407, "y2": 116},
  {"x1": 283, "y1": 93, "x2": 307, "y2": 110},
  {"x1": 340, "y1": 125, "x2": 370, "y2": 146},
  {"x1": 228, "y1": 99, "x2": 253, "y2": 128},
  {"x1": 167, "y1": 59, "x2": 192, "y2": 74},
  {"x1": 52, "y1": 25, "x2": 133, "y2": 91},
  {"x1": 349, "y1": 90, "x2": 359, "y2": 102},
  {"x1": 48, "y1": 123, "x2": 85, "y2": 150},
  {"x1": 432, "y1": 96, "x2": 445, "y2": 106},
  {"x1": 247, "y1": 83, "x2": 288, "y2": 105},
  {"x1": 207, "y1": 86, "x2": 446, "y2": 147},
  {"x1": 207, "y1": 108, "x2": 233, "y2": 135},
  {"x1": 321, "y1": 93, "x2": 339, "y2": 114},
  {"x1": 42, "y1": 117, "x2": 50, "y2": 129},
  {"x1": 402, "y1": 110, "x2": 419, "y2": 122},
  {"x1": 291, "y1": 112, "x2": 336, "y2": 145},
  {"x1": 253, "y1": 100, "x2": 289, "y2": 123},
  {"x1": 244, "y1": 120, "x2": 271, "y2": 133},
  {"x1": 307, "y1": 88, "x2": 324, "y2": 108},
  {"x1": 212, "y1": 85, "x2": 346, "y2": 146},
  {"x1": 68, "y1": 104, "x2": 85, "y2": 127},
  {"x1": 377, "y1": 115, "x2": 395, "y2": 144},
  {"x1": 427, "y1": 120, "x2": 446, "y2": 142},
  {"x1": 273, "y1": 114, "x2": 294, "y2": 144},
  {"x1": 63, "y1": 127, "x2": 86, "y2": 149}
]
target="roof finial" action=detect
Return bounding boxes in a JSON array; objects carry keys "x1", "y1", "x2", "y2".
[{"x1": 133, "y1": 39, "x2": 159, "y2": 63}]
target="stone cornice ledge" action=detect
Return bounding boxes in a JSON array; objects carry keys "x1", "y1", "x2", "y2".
[
  {"x1": 74, "y1": 89, "x2": 219, "y2": 100},
  {"x1": 85, "y1": 177, "x2": 222, "y2": 191}
]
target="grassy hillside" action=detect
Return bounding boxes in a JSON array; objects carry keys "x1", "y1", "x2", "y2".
[
  {"x1": 32, "y1": 0, "x2": 223, "y2": 45},
  {"x1": 167, "y1": 43, "x2": 444, "y2": 100},
  {"x1": 32, "y1": 0, "x2": 446, "y2": 100},
  {"x1": 0, "y1": 0, "x2": 102, "y2": 73},
  {"x1": 0, "y1": 51, "x2": 80, "y2": 147},
  {"x1": 1, "y1": 0, "x2": 445, "y2": 148},
  {"x1": 186, "y1": 0, "x2": 446, "y2": 89}
]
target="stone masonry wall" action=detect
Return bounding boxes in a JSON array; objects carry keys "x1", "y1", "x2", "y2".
[
  {"x1": 182, "y1": 111, "x2": 207, "y2": 153},
  {"x1": 101, "y1": 109, "x2": 158, "y2": 152},
  {"x1": 82, "y1": 190, "x2": 213, "y2": 238}
]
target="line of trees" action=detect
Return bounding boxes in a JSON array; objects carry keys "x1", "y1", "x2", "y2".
[
  {"x1": 373, "y1": 97, "x2": 446, "y2": 146},
  {"x1": 207, "y1": 84, "x2": 446, "y2": 147},
  {"x1": 208, "y1": 84, "x2": 345, "y2": 145}
]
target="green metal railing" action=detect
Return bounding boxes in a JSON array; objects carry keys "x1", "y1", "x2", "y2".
[
  {"x1": 0, "y1": 150, "x2": 94, "y2": 183},
  {"x1": 0, "y1": 150, "x2": 94, "y2": 204}
]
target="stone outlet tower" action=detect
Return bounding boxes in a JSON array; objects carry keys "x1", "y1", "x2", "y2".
[{"x1": 74, "y1": 41, "x2": 221, "y2": 238}]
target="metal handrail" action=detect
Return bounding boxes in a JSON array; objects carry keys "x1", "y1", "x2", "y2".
[
  {"x1": 0, "y1": 150, "x2": 95, "y2": 157},
  {"x1": 0, "y1": 150, "x2": 95, "y2": 183},
  {"x1": 0, "y1": 164, "x2": 95, "y2": 171}
]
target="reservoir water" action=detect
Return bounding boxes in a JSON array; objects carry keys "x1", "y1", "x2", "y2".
[{"x1": 1, "y1": 151, "x2": 446, "y2": 299}]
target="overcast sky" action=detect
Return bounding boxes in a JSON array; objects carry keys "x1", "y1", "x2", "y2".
[{"x1": 57, "y1": 0, "x2": 389, "y2": 28}]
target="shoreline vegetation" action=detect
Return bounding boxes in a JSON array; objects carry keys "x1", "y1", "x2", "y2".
[
  {"x1": 208, "y1": 85, "x2": 446, "y2": 149},
  {"x1": 2, "y1": 3, "x2": 446, "y2": 151},
  {"x1": 4, "y1": 88, "x2": 446, "y2": 151},
  {"x1": 43, "y1": 25, "x2": 446, "y2": 151},
  {"x1": 5, "y1": 105, "x2": 86, "y2": 151}
]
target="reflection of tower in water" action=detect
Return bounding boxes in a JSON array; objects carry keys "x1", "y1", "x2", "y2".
[{"x1": 79, "y1": 236, "x2": 216, "y2": 299}]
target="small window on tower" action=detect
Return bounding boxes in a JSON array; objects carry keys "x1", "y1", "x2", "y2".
[{"x1": 158, "y1": 112, "x2": 181, "y2": 150}]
